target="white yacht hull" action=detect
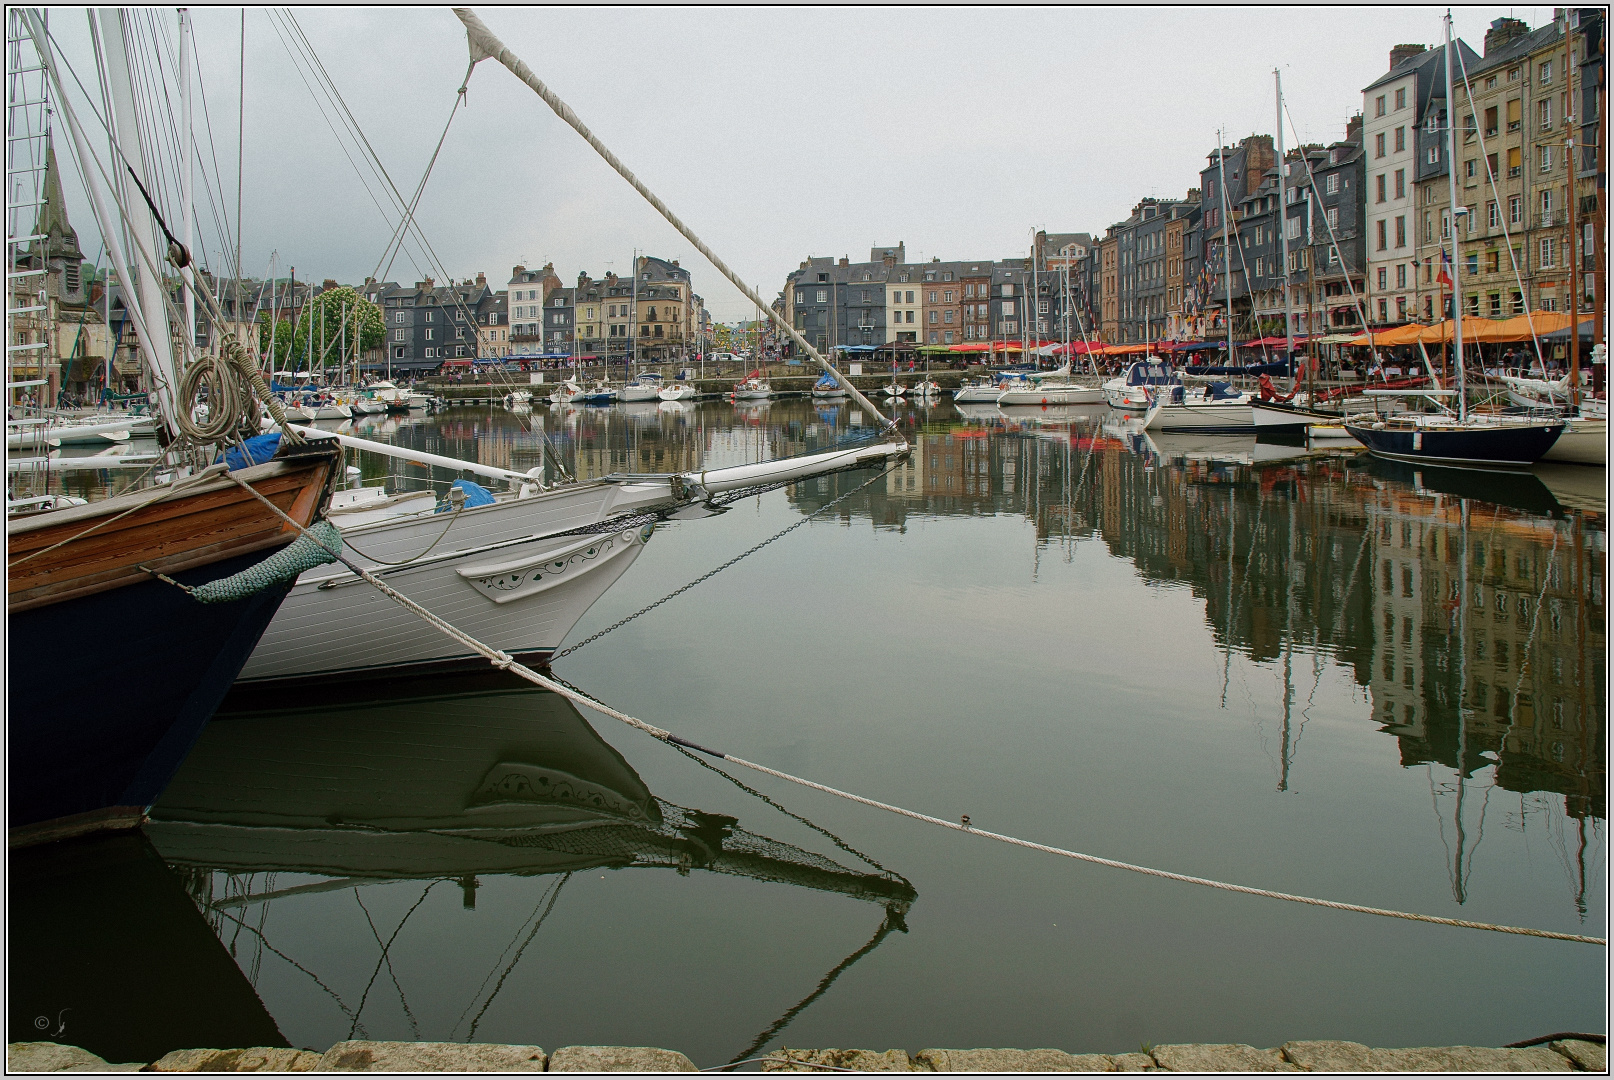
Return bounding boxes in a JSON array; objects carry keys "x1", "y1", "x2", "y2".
[
  {"x1": 1144, "y1": 399, "x2": 1255, "y2": 433},
  {"x1": 240, "y1": 478, "x2": 677, "y2": 684},
  {"x1": 997, "y1": 382, "x2": 1104, "y2": 406},
  {"x1": 619, "y1": 383, "x2": 662, "y2": 403},
  {"x1": 659, "y1": 385, "x2": 699, "y2": 401},
  {"x1": 1103, "y1": 381, "x2": 1152, "y2": 410},
  {"x1": 1540, "y1": 416, "x2": 1607, "y2": 466}
]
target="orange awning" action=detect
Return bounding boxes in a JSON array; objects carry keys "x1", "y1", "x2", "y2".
[{"x1": 1345, "y1": 324, "x2": 1428, "y2": 347}]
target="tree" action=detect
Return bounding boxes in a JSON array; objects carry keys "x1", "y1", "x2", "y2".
[
  {"x1": 287, "y1": 287, "x2": 384, "y2": 373},
  {"x1": 256, "y1": 312, "x2": 296, "y2": 370}
]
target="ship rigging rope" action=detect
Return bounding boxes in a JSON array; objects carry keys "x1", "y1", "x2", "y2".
[
  {"x1": 221, "y1": 472, "x2": 1606, "y2": 948},
  {"x1": 551, "y1": 462, "x2": 899, "y2": 660},
  {"x1": 449, "y1": 7, "x2": 896, "y2": 434}
]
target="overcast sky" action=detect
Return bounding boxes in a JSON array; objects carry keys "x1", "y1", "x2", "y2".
[{"x1": 43, "y1": 5, "x2": 1555, "y2": 321}]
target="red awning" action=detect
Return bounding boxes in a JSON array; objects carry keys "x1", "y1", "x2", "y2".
[{"x1": 440, "y1": 359, "x2": 475, "y2": 367}]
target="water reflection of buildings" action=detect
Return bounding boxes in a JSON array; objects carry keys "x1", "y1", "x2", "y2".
[{"x1": 786, "y1": 411, "x2": 1605, "y2": 823}]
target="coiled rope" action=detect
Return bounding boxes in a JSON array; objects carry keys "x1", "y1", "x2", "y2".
[{"x1": 224, "y1": 477, "x2": 1604, "y2": 949}]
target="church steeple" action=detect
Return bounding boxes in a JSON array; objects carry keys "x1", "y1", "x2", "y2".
[{"x1": 32, "y1": 141, "x2": 84, "y2": 266}]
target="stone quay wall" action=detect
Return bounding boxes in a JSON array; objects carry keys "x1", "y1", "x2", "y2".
[{"x1": 8, "y1": 1037, "x2": 1605, "y2": 1072}]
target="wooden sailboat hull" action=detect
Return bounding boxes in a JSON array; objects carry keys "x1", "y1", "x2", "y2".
[
  {"x1": 1539, "y1": 416, "x2": 1606, "y2": 466},
  {"x1": 6, "y1": 448, "x2": 339, "y2": 845},
  {"x1": 1344, "y1": 419, "x2": 1565, "y2": 467}
]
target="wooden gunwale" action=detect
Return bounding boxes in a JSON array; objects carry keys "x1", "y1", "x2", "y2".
[{"x1": 7, "y1": 457, "x2": 335, "y2": 613}]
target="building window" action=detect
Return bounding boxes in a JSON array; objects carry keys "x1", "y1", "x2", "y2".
[
  {"x1": 1539, "y1": 144, "x2": 1553, "y2": 172},
  {"x1": 1393, "y1": 169, "x2": 1404, "y2": 199},
  {"x1": 1326, "y1": 173, "x2": 1340, "y2": 195},
  {"x1": 1489, "y1": 292, "x2": 1502, "y2": 316},
  {"x1": 1394, "y1": 126, "x2": 1405, "y2": 153},
  {"x1": 1376, "y1": 94, "x2": 1386, "y2": 117},
  {"x1": 1539, "y1": 237, "x2": 1556, "y2": 267},
  {"x1": 1377, "y1": 267, "x2": 1388, "y2": 290},
  {"x1": 1394, "y1": 216, "x2": 1406, "y2": 248},
  {"x1": 1538, "y1": 59, "x2": 1553, "y2": 85},
  {"x1": 1327, "y1": 207, "x2": 1339, "y2": 231},
  {"x1": 1539, "y1": 99, "x2": 1553, "y2": 130},
  {"x1": 1378, "y1": 298, "x2": 1388, "y2": 321},
  {"x1": 816, "y1": 289, "x2": 827, "y2": 303},
  {"x1": 1395, "y1": 87, "x2": 1406, "y2": 110},
  {"x1": 1376, "y1": 174, "x2": 1386, "y2": 203},
  {"x1": 1508, "y1": 195, "x2": 1522, "y2": 224},
  {"x1": 1375, "y1": 132, "x2": 1386, "y2": 158},
  {"x1": 1487, "y1": 201, "x2": 1499, "y2": 229},
  {"x1": 1427, "y1": 145, "x2": 1439, "y2": 165},
  {"x1": 393, "y1": 329, "x2": 404, "y2": 342},
  {"x1": 1541, "y1": 188, "x2": 1553, "y2": 215},
  {"x1": 394, "y1": 311, "x2": 405, "y2": 323}
]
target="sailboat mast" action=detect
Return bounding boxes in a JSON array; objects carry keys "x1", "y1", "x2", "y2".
[
  {"x1": 1443, "y1": 12, "x2": 1467, "y2": 422},
  {"x1": 1276, "y1": 69, "x2": 1294, "y2": 369},
  {"x1": 179, "y1": 8, "x2": 195, "y2": 354},
  {"x1": 1565, "y1": 10, "x2": 1580, "y2": 409},
  {"x1": 1218, "y1": 133, "x2": 1234, "y2": 359}
]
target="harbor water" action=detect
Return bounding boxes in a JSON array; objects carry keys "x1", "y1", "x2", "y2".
[{"x1": 11, "y1": 397, "x2": 1605, "y2": 1067}]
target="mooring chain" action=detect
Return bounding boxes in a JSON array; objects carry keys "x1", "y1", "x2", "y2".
[{"x1": 551, "y1": 463, "x2": 899, "y2": 661}]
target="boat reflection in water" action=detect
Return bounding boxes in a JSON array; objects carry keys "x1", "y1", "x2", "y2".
[{"x1": 145, "y1": 671, "x2": 914, "y2": 1061}]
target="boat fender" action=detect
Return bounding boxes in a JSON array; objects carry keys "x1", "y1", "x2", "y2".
[{"x1": 143, "y1": 521, "x2": 343, "y2": 604}]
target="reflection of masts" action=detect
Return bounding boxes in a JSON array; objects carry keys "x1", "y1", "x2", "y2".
[
  {"x1": 1450, "y1": 498, "x2": 1472, "y2": 904},
  {"x1": 723, "y1": 904, "x2": 908, "y2": 1069},
  {"x1": 1279, "y1": 494, "x2": 1297, "y2": 791}
]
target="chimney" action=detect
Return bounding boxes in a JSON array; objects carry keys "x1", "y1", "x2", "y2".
[
  {"x1": 322, "y1": 278, "x2": 338, "y2": 291},
  {"x1": 1484, "y1": 17, "x2": 1530, "y2": 55},
  {"x1": 1389, "y1": 43, "x2": 1426, "y2": 70},
  {"x1": 1345, "y1": 113, "x2": 1364, "y2": 146},
  {"x1": 476, "y1": 272, "x2": 486, "y2": 287},
  {"x1": 839, "y1": 256, "x2": 849, "y2": 267},
  {"x1": 512, "y1": 264, "x2": 525, "y2": 277},
  {"x1": 578, "y1": 271, "x2": 587, "y2": 287}
]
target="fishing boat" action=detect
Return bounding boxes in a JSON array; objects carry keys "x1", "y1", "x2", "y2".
[{"x1": 1103, "y1": 357, "x2": 1178, "y2": 410}]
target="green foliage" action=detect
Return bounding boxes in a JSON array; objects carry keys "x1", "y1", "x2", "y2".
[{"x1": 260, "y1": 286, "x2": 384, "y2": 373}]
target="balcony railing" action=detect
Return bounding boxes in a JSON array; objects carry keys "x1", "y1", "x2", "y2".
[
  {"x1": 1507, "y1": 120, "x2": 1521, "y2": 132},
  {"x1": 1537, "y1": 211, "x2": 1560, "y2": 228},
  {"x1": 1507, "y1": 166, "x2": 1522, "y2": 178}
]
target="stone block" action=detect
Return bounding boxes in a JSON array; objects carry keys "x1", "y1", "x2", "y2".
[
  {"x1": 1149, "y1": 1044, "x2": 1297, "y2": 1072},
  {"x1": 1550, "y1": 1040, "x2": 1606, "y2": 1072},
  {"x1": 548, "y1": 1046, "x2": 696, "y2": 1072},
  {"x1": 912, "y1": 1048, "x2": 1111, "y2": 1071},
  {"x1": 1108, "y1": 1052, "x2": 1157, "y2": 1071},
  {"x1": 1370, "y1": 1045, "x2": 1572, "y2": 1072},
  {"x1": 763, "y1": 1048, "x2": 915, "y2": 1071},
  {"x1": 1279, "y1": 1041, "x2": 1377, "y2": 1071},
  {"x1": 315, "y1": 1041, "x2": 546, "y2": 1072},
  {"x1": 6, "y1": 1042, "x2": 143, "y2": 1072},
  {"x1": 149, "y1": 1047, "x2": 323, "y2": 1072}
]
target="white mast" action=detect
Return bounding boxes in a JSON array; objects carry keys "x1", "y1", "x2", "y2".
[
  {"x1": 95, "y1": 9, "x2": 181, "y2": 423},
  {"x1": 179, "y1": 8, "x2": 194, "y2": 354},
  {"x1": 1276, "y1": 69, "x2": 1294, "y2": 367},
  {"x1": 1443, "y1": 11, "x2": 1467, "y2": 421},
  {"x1": 1218, "y1": 131, "x2": 1235, "y2": 359}
]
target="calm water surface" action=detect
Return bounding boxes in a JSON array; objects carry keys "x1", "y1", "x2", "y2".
[{"x1": 13, "y1": 398, "x2": 1606, "y2": 1065}]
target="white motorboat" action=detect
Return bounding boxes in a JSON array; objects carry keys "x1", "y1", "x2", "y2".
[
  {"x1": 618, "y1": 373, "x2": 663, "y2": 402},
  {"x1": 1103, "y1": 357, "x2": 1176, "y2": 410},
  {"x1": 504, "y1": 389, "x2": 533, "y2": 406},
  {"x1": 910, "y1": 380, "x2": 941, "y2": 398},
  {"x1": 953, "y1": 375, "x2": 1025, "y2": 403},
  {"x1": 658, "y1": 382, "x2": 699, "y2": 401},
  {"x1": 575, "y1": 380, "x2": 619, "y2": 405},
  {"x1": 881, "y1": 382, "x2": 906, "y2": 398},
  {"x1": 548, "y1": 379, "x2": 584, "y2": 405}
]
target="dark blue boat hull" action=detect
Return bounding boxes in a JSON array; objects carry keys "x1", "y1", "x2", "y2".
[
  {"x1": 1344, "y1": 421, "x2": 1564, "y2": 467},
  {"x1": 8, "y1": 547, "x2": 296, "y2": 838}
]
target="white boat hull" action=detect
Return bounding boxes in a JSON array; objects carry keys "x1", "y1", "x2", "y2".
[
  {"x1": 1540, "y1": 416, "x2": 1607, "y2": 466},
  {"x1": 659, "y1": 385, "x2": 698, "y2": 401},
  {"x1": 1144, "y1": 399, "x2": 1255, "y2": 433},
  {"x1": 240, "y1": 478, "x2": 677, "y2": 684},
  {"x1": 619, "y1": 382, "x2": 662, "y2": 403},
  {"x1": 997, "y1": 382, "x2": 1104, "y2": 406},
  {"x1": 1103, "y1": 380, "x2": 1152, "y2": 410}
]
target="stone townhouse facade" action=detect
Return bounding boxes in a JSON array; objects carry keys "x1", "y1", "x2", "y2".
[
  {"x1": 1193, "y1": 134, "x2": 1276, "y2": 340},
  {"x1": 919, "y1": 260, "x2": 967, "y2": 347},
  {"x1": 371, "y1": 277, "x2": 489, "y2": 372},
  {"x1": 1421, "y1": 12, "x2": 1604, "y2": 325},
  {"x1": 960, "y1": 262, "x2": 993, "y2": 342},
  {"x1": 1362, "y1": 40, "x2": 1481, "y2": 326}
]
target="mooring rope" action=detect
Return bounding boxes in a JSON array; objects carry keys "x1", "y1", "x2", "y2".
[{"x1": 224, "y1": 473, "x2": 1604, "y2": 948}]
